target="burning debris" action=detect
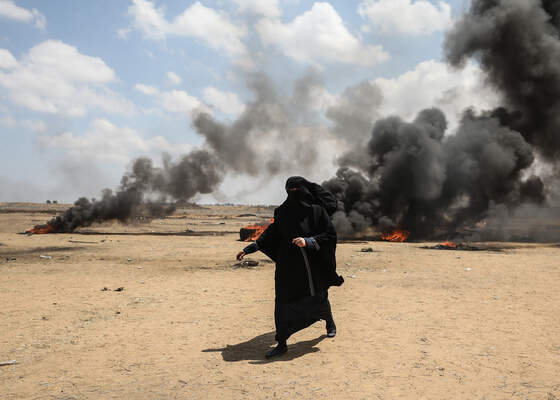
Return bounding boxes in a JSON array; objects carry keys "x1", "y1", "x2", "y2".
[
  {"x1": 239, "y1": 219, "x2": 273, "y2": 241},
  {"x1": 380, "y1": 229, "x2": 410, "y2": 242}
]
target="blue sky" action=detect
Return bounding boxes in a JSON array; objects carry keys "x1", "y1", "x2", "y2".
[{"x1": 0, "y1": 0, "x2": 495, "y2": 204}]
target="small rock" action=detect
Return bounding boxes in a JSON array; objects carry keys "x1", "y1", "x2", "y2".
[
  {"x1": 114, "y1": 287, "x2": 124, "y2": 292},
  {"x1": 233, "y1": 260, "x2": 259, "y2": 269},
  {"x1": 127, "y1": 258, "x2": 132, "y2": 262},
  {"x1": 360, "y1": 247, "x2": 374, "y2": 252},
  {"x1": 115, "y1": 311, "x2": 121, "y2": 315},
  {"x1": 101, "y1": 287, "x2": 109, "y2": 291}
]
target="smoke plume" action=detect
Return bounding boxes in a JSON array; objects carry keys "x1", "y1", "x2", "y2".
[
  {"x1": 37, "y1": 150, "x2": 223, "y2": 232},
  {"x1": 193, "y1": 72, "x2": 332, "y2": 177},
  {"x1": 321, "y1": 0, "x2": 560, "y2": 239},
  {"x1": 445, "y1": 0, "x2": 560, "y2": 161}
]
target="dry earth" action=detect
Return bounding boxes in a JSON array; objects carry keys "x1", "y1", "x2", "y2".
[{"x1": 1, "y1": 203, "x2": 559, "y2": 399}]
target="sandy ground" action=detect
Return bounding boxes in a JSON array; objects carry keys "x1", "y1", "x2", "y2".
[{"x1": 1, "y1": 203, "x2": 559, "y2": 399}]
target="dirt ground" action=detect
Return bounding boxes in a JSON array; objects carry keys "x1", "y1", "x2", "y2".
[{"x1": 1, "y1": 203, "x2": 559, "y2": 399}]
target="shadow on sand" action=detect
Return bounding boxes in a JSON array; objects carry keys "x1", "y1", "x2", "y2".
[{"x1": 202, "y1": 331, "x2": 327, "y2": 364}]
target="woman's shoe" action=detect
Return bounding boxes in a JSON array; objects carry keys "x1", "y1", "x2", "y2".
[
  {"x1": 326, "y1": 321, "x2": 337, "y2": 337},
  {"x1": 265, "y1": 344, "x2": 288, "y2": 358}
]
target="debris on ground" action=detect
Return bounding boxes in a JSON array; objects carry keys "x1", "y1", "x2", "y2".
[
  {"x1": 360, "y1": 247, "x2": 374, "y2": 252},
  {"x1": 233, "y1": 260, "x2": 259, "y2": 269},
  {"x1": 39, "y1": 255, "x2": 52, "y2": 260},
  {"x1": 114, "y1": 287, "x2": 124, "y2": 292},
  {"x1": 0, "y1": 360, "x2": 16, "y2": 366}
]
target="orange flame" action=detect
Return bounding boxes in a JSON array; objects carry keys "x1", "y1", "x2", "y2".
[
  {"x1": 381, "y1": 229, "x2": 410, "y2": 242},
  {"x1": 242, "y1": 218, "x2": 274, "y2": 242},
  {"x1": 439, "y1": 241, "x2": 457, "y2": 248},
  {"x1": 25, "y1": 223, "x2": 56, "y2": 235}
]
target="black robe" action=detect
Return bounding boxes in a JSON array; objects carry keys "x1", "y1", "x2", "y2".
[{"x1": 255, "y1": 202, "x2": 344, "y2": 341}]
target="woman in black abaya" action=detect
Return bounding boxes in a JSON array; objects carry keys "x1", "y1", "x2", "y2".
[{"x1": 236, "y1": 176, "x2": 344, "y2": 358}]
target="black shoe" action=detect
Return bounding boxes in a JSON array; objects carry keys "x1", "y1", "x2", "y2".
[
  {"x1": 265, "y1": 344, "x2": 287, "y2": 358},
  {"x1": 326, "y1": 321, "x2": 337, "y2": 338}
]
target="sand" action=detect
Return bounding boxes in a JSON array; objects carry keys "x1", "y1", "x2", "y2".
[{"x1": 1, "y1": 203, "x2": 559, "y2": 399}]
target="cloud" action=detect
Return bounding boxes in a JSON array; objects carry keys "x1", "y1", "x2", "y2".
[
  {"x1": 256, "y1": 2, "x2": 388, "y2": 66},
  {"x1": 203, "y1": 87, "x2": 246, "y2": 116},
  {"x1": 40, "y1": 118, "x2": 192, "y2": 164},
  {"x1": 234, "y1": 0, "x2": 281, "y2": 17},
  {"x1": 374, "y1": 59, "x2": 500, "y2": 128},
  {"x1": 0, "y1": 114, "x2": 16, "y2": 127},
  {"x1": 0, "y1": 114, "x2": 47, "y2": 132},
  {"x1": 126, "y1": 0, "x2": 248, "y2": 58},
  {"x1": 21, "y1": 119, "x2": 47, "y2": 133},
  {"x1": 135, "y1": 83, "x2": 206, "y2": 115},
  {"x1": 166, "y1": 71, "x2": 182, "y2": 85},
  {"x1": 0, "y1": 41, "x2": 135, "y2": 116},
  {"x1": 0, "y1": 48, "x2": 17, "y2": 69},
  {"x1": 358, "y1": 0, "x2": 452, "y2": 35},
  {"x1": 0, "y1": 0, "x2": 46, "y2": 29}
]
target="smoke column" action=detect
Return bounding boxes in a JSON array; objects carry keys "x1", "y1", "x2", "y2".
[
  {"x1": 193, "y1": 72, "x2": 331, "y2": 177},
  {"x1": 323, "y1": 0, "x2": 560, "y2": 239},
  {"x1": 34, "y1": 150, "x2": 223, "y2": 233},
  {"x1": 445, "y1": 0, "x2": 560, "y2": 161}
]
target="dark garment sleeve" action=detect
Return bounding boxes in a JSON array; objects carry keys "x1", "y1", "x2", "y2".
[
  {"x1": 255, "y1": 210, "x2": 281, "y2": 262},
  {"x1": 311, "y1": 206, "x2": 337, "y2": 247},
  {"x1": 304, "y1": 237, "x2": 320, "y2": 250},
  {"x1": 242, "y1": 242, "x2": 259, "y2": 254}
]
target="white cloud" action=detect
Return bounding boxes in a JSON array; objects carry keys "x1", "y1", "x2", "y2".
[
  {"x1": 158, "y1": 90, "x2": 203, "y2": 114},
  {"x1": 126, "y1": 0, "x2": 248, "y2": 58},
  {"x1": 166, "y1": 71, "x2": 182, "y2": 85},
  {"x1": 374, "y1": 59, "x2": 500, "y2": 128},
  {"x1": 40, "y1": 118, "x2": 192, "y2": 164},
  {"x1": 0, "y1": 41, "x2": 135, "y2": 116},
  {"x1": 358, "y1": 0, "x2": 452, "y2": 35},
  {"x1": 134, "y1": 83, "x2": 159, "y2": 95},
  {"x1": 21, "y1": 119, "x2": 47, "y2": 133},
  {"x1": 256, "y1": 2, "x2": 388, "y2": 66},
  {"x1": 135, "y1": 83, "x2": 206, "y2": 115},
  {"x1": 0, "y1": 0, "x2": 46, "y2": 29},
  {"x1": 0, "y1": 48, "x2": 17, "y2": 69},
  {"x1": 203, "y1": 87, "x2": 246, "y2": 116},
  {"x1": 234, "y1": 0, "x2": 281, "y2": 17}
]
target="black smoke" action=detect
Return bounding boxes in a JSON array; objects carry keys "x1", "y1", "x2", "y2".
[
  {"x1": 38, "y1": 150, "x2": 223, "y2": 232},
  {"x1": 444, "y1": 0, "x2": 560, "y2": 161},
  {"x1": 324, "y1": 109, "x2": 544, "y2": 238},
  {"x1": 323, "y1": 0, "x2": 560, "y2": 239}
]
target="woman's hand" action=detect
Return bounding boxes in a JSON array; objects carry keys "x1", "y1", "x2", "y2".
[
  {"x1": 292, "y1": 237, "x2": 306, "y2": 247},
  {"x1": 236, "y1": 251, "x2": 246, "y2": 261}
]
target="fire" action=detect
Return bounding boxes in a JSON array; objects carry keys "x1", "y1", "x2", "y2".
[
  {"x1": 25, "y1": 223, "x2": 56, "y2": 235},
  {"x1": 241, "y1": 218, "x2": 274, "y2": 242},
  {"x1": 380, "y1": 229, "x2": 410, "y2": 242},
  {"x1": 440, "y1": 241, "x2": 457, "y2": 248}
]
